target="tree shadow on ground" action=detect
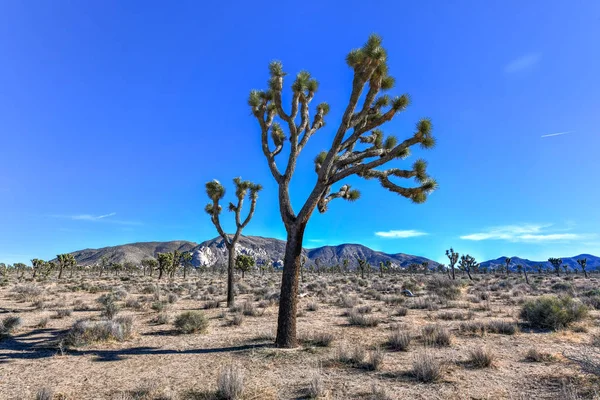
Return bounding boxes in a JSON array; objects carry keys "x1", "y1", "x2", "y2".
[{"x1": 0, "y1": 330, "x2": 273, "y2": 363}]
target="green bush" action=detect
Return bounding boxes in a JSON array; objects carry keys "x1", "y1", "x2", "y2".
[
  {"x1": 174, "y1": 311, "x2": 208, "y2": 334},
  {"x1": 520, "y1": 296, "x2": 588, "y2": 330}
]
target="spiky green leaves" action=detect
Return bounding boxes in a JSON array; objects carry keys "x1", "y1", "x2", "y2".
[
  {"x1": 248, "y1": 90, "x2": 262, "y2": 108},
  {"x1": 381, "y1": 75, "x2": 395, "y2": 91},
  {"x1": 269, "y1": 61, "x2": 285, "y2": 78},
  {"x1": 314, "y1": 151, "x2": 327, "y2": 173},
  {"x1": 346, "y1": 34, "x2": 387, "y2": 70},
  {"x1": 346, "y1": 189, "x2": 361, "y2": 201},
  {"x1": 292, "y1": 71, "x2": 318, "y2": 93},
  {"x1": 374, "y1": 95, "x2": 390, "y2": 109},
  {"x1": 416, "y1": 118, "x2": 436, "y2": 149},
  {"x1": 205, "y1": 180, "x2": 225, "y2": 201},
  {"x1": 384, "y1": 135, "x2": 397, "y2": 150},
  {"x1": 413, "y1": 159, "x2": 428, "y2": 182},
  {"x1": 316, "y1": 102, "x2": 330, "y2": 115},
  {"x1": 271, "y1": 123, "x2": 285, "y2": 147},
  {"x1": 205, "y1": 203, "x2": 222, "y2": 215},
  {"x1": 233, "y1": 177, "x2": 262, "y2": 201},
  {"x1": 392, "y1": 94, "x2": 410, "y2": 111}
]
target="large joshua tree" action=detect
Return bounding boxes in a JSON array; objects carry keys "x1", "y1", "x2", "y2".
[
  {"x1": 205, "y1": 177, "x2": 262, "y2": 307},
  {"x1": 249, "y1": 35, "x2": 438, "y2": 348}
]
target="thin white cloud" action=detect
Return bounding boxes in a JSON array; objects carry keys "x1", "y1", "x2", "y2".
[
  {"x1": 460, "y1": 224, "x2": 592, "y2": 243},
  {"x1": 375, "y1": 230, "x2": 428, "y2": 239},
  {"x1": 505, "y1": 53, "x2": 541, "y2": 73},
  {"x1": 541, "y1": 131, "x2": 573, "y2": 138},
  {"x1": 71, "y1": 212, "x2": 116, "y2": 221},
  {"x1": 307, "y1": 239, "x2": 324, "y2": 243},
  {"x1": 51, "y1": 212, "x2": 141, "y2": 226}
]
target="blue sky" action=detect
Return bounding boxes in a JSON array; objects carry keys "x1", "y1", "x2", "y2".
[{"x1": 1, "y1": 1, "x2": 599, "y2": 265}]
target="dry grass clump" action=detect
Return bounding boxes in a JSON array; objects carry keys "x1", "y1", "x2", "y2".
[
  {"x1": 459, "y1": 321, "x2": 486, "y2": 336},
  {"x1": 11, "y1": 284, "x2": 43, "y2": 302},
  {"x1": 53, "y1": 308, "x2": 73, "y2": 319},
  {"x1": 63, "y1": 316, "x2": 133, "y2": 346},
  {"x1": 524, "y1": 348, "x2": 555, "y2": 362},
  {"x1": 306, "y1": 301, "x2": 319, "y2": 312},
  {"x1": 437, "y1": 310, "x2": 473, "y2": 321},
  {"x1": 422, "y1": 324, "x2": 452, "y2": 347},
  {"x1": 0, "y1": 315, "x2": 22, "y2": 338},
  {"x1": 468, "y1": 347, "x2": 495, "y2": 368},
  {"x1": 347, "y1": 309, "x2": 379, "y2": 327},
  {"x1": 339, "y1": 294, "x2": 359, "y2": 308},
  {"x1": 307, "y1": 370, "x2": 325, "y2": 399},
  {"x1": 395, "y1": 306, "x2": 408, "y2": 316},
  {"x1": 35, "y1": 387, "x2": 54, "y2": 400},
  {"x1": 302, "y1": 331, "x2": 334, "y2": 347},
  {"x1": 485, "y1": 320, "x2": 518, "y2": 335},
  {"x1": 174, "y1": 311, "x2": 208, "y2": 334},
  {"x1": 335, "y1": 341, "x2": 366, "y2": 367},
  {"x1": 387, "y1": 328, "x2": 411, "y2": 351},
  {"x1": 364, "y1": 347, "x2": 385, "y2": 371},
  {"x1": 203, "y1": 299, "x2": 221, "y2": 309},
  {"x1": 412, "y1": 351, "x2": 442, "y2": 382},
  {"x1": 368, "y1": 384, "x2": 392, "y2": 400},
  {"x1": 217, "y1": 364, "x2": 245, "y2": 400}
]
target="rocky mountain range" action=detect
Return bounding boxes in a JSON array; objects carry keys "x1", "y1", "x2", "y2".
[{"x1": 63, "y1": 236, "x2": 600, "y2": 271}]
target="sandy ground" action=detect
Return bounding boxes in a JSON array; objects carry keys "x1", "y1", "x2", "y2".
[{"x1": 0, "y1": 272, "x2": 598, "y2": 399}]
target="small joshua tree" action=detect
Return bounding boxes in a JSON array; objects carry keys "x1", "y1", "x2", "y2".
[
  {"x1": 251, "y1": 35, "x2": 437, "y2": 347},
  {"x1": 458, "y1": 254, "x2": 478, "y2": 280},
  {"x1": 141, "y1": 258, "x2": 158, "y2": 277},
  {"x1": 56, "y1": 253, "x2": 76, "y2": 279},
  {"x1": 445, "y1": 248, "x2": 459, "y2": 280},
  {"x1": 235, "y1": 254, "x2": 255, "y2": 279},
  {"x1": 31, "y1": 258, "x2": 44, "y2": 279},
  {"x1": 548, "y1": 257, "x2": 562, "y2": 277},
  {"x1": 519, "y1": 264, "x2": 530, "y2": 284},
  {"x1": 205, "y1": 178, "x2": 262, "y2": 307},
  {"x1": 577, "y1": 258, "x2": 588, "y2": 278},
  {"x1": 156, "y1": 252, "x2": 173, "y2": 280},
  {"x1": 181, "y1": 252, "x2": 193, "y2": 279},
  {"x1": 504, "y1": 257, "x2": 512, "y2": 276},
  {"x1": 357, "y1": 259, "x2": 367, "y2": 279}
]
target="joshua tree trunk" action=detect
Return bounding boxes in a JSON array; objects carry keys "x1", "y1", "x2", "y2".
[
  {"x1": 227, "y1": 244, "x2": 236, "y2": 307},
  {"x1": 58, "y1": 266, "x2": 64, "y2": 279},
  {"x1": 523, "y1": 267, "x2": 530, "y2": 284},
  {"x1": 276, "y1": 222, "x2": 306, "y2": 348},
  {"x1": 158, "y1": 268, "x2": 163, "y2": 280}
]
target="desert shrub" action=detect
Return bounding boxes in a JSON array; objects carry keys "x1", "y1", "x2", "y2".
[
  {"x1": 112, "y1": 287, "x2": 129, "y2": 300},
  {"x1": 412, "y1": 351, "x2": 441, "y2": 382},
  {"x1": 63, "y1": 317, "x2": 133, "y2": 346},
  {"x1": 369, "y1": 384, "x2": 392, "y2": 400},
  {"x1": 383, "y1": 295, "x2": 405, "y2": 306},
  {"x1": 36, "y1": 317, "x2": 49, "y2": 329},
  {"x1": 302, "y1": 331, "x2": 334, "y2": 347},
  {"x1": 365, "y1": 347, "x2": 385, "y2": 371},
  {"x1": 151, "y1": 312, "x2": 170, "y2": 325},
  {"x1": 229, "y1": 314, "x2": 244, "y2": 326},
  {"x1": 347, "y1": 310, "x2": 379, "y2": 327},
  {"x1": 581, "y1": 296, "x2": 600, "y2": 310},
  {"x1": 335, "y1": 342, "x2": 366, "y2": 366},
  {"x1": 486, "y1": 320, "x2": 518, "y2": 335},
  {"x1": 151, "y1": 301, "x2": 167, "y2": 312},
  {"x1": 0, "y1": 315, "x2": 22, "y2": 337},
  {"x1": 551, "y1": 282, "x2": 573, "y2": 293},
  {"x1": 72, "y1": 299, "x2": 91, "y2": 311},
  {"x1": 395, "y1": 307, "x2": 408, "y2": 316},
  {"x1": 422, "y1": 324, "x2": 452, "y2": 347},
  {"x1": 167, "y1": 293, "x2": 179, "y2": 304},
  {"x1": 427, "y1": 276, "x2": 461, "y2": 300},
  {"x1": 35, "y1": 387, "x2": 54, "y2": 400},
  {"x1": 12, "y1": 284, "x2": 43, "y2": 302},
  {"x1": 525, "y1": 348, "x2": 555, "y2": 362},
  {"x1": 306, "y1": 301, "x2": 319, "y2": 312},
  {"x1": 53, "y1": 309, "x2": 73, "y2": 319},
  {"x1": 459, "y1": 321, "x2": 486, "y2": 336},
  {"x1": 387, "y1": 328, "x2": 411, "y2": 351},
  {"x1": 203, "y1": 300, "x2": 221, "y2": 309},
  {"x1": 217, "y1": 364, "x2": 244, "y2": 400},
  {"x1": 468, "y1": 347, "x2": 495, "y2": 368},
  {"x1": 520, "y1": 296, "x2": 588, "y2": 330},
  {"x1": 355, "y1": 305, "x2": 373, "y2": 314},
  {"x1": 307, "y1": 370, "x2": 325, "y2": 399},
  {"x1": 242, "y1": 301, "x2": 261, "y2": 317},
  {"x1": 97, "y1": 293, "x2": 120, "y2": 319},
  {"x1": 437, "y1": 311, "x2": 473, "y2": 321},
  {"x1": 174, "y1": 311, "x2": 208, "y2": 334},
  {"x1": 339, "y1": 294, "x2": 359, "y2": 308},
  {"x1": 125, "y1": 298, "x2": 144, "y2": 310}
]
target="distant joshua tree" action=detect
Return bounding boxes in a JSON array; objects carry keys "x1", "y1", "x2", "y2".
[
  {"x1": 56, "y1": 253, "x2": 76, "y2": 279},
  {"x1": 577, "y1": 258, "x2": 588, "y2": 278},
  {"x1": 141, "y1": 258, "x2": 158, "y2": 277},
  {"x1": 251, "y1": 34, "x2": 438, "y2": 348},
  {"x1": 235, "y1": 254, "x2": 255, "y2": 279},
  {"x1": 458, "y1": 254, "x2": 478, "y2": 280},
  {"x1": 31, "y1": 258, "x2": 44, "y2": 279},
  {"x1": 504, "y1": 257, "x2": 512, "y2": 276},
  {"x1": 156, "y1": 252, "x2": 173, "y2": 280},
  {"x1": 357, "y1": 259, "x2": 367, "y2": 279},
  {"x1": 181, "y1": 252, "x2": 193, "y2": 278},
  {"x1": 445, "y1": 248, "x2": 459, "y2": 280},
  {"x1": 205, "y1": 177, "x2": 262, "y2": 307},
  {"x1": 548, "y1": 257, "x2": 562, "y2": 277}
]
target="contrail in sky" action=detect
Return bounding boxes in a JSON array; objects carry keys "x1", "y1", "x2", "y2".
[{"x1": 541, "y1": 131, "x2": 573, "y2": 138}]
